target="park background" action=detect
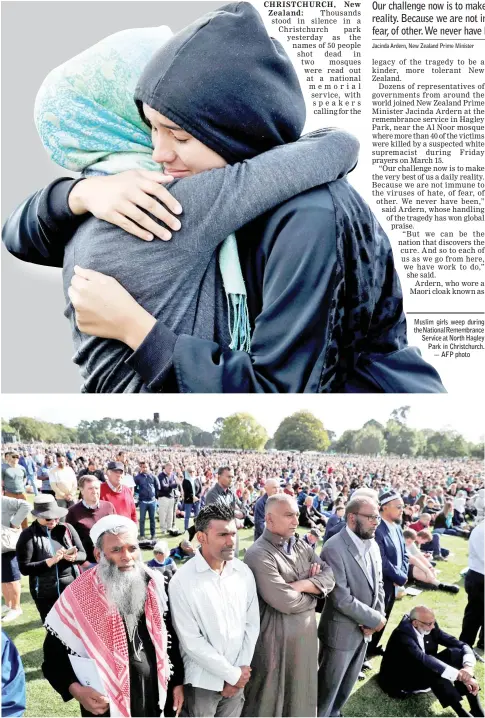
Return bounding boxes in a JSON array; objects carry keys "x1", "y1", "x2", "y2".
[{"x1": 2, "y1": 395, "x2": 484, "y2": 716}]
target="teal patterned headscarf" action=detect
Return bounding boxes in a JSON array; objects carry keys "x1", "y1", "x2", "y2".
[{"x1": 34, "y1": 25, "x2": 250, "y2": 352}]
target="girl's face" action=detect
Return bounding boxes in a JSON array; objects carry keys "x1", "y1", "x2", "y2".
[{"x1": 143, "y1": 104, "x2": 227, "y2": 177}]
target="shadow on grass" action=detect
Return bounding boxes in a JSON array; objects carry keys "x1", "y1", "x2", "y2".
[
  {"x1": 346, "y1": 675, "x2": 441, "y2": 717},
  {"x1": 3, "y1": 620, "x2": 43, "y2": 642},
  {"x1": 21, "y1": 648, "x2": 45, "y2": 683}
]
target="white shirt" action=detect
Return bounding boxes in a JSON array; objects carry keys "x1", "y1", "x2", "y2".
[
  {"x1": 168, "y1": 549, "x2": 260, "y2": 691},
  {"x1": 47, "y1": 466, "x2": 77, "y2": 500},
  {"x1": 412, "y1": 627, "x2": 476, "y2": 682},
  {"x1": 468, "y1": 521, "x2": 484, "y2": 576},
  {"x1": 346, "y1": 525, "x2": 373, "y2": 579}
]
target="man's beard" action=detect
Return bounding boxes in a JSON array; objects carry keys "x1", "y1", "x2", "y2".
[
  {"x1": 354, "y1": 518, "x2": 375, "y2": 540},
  {"x1": 98, "y1": 554, "x2": 147, "y2": 636}
]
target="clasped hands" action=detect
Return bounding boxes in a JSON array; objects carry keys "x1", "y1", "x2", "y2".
[
  {"x1": 221, "y1": 666, "x2": 252, "y2": 697},
  {"x1": 457, "y1": 667, "x2": 479, "y2": 695}
]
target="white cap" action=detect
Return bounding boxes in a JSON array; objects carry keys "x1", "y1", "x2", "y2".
[{"x1": 89, "y1": 515, "x2": 138, "y2": 546}]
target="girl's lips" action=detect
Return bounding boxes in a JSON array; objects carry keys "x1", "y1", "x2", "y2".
[{"x1": 165, "y1": 169, "x2": 190, "y2": 177}]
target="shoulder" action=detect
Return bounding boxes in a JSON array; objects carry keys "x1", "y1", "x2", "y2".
[{"x1": 100, "y1": 500, "x2": 115, "y2": 513}]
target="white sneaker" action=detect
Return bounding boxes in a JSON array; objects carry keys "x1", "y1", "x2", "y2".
[
  {"x1": 411, "y1": 688, "x2": 432, "y2": 694},
  {"x1": 1, "y1": 604, "x2": 10, "y2": 615},
  {"x1": 2, "y1": 608, "x2": 22, "y2": 623}
]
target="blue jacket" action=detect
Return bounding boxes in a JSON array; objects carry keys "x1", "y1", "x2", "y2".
[
  {"x1": 134, "y1": 473, "x2": 160, "y2": 502},
  {"x1": 253, "y1": 494, "x2": 268, "y2": 540},
  {"x1": 375, "y1": 520, "x2": 409, "y2": 604},
  {"x1": 19, "y1": 456, "x2": 36, "y2": 478},
  {"x1": 380, "y1": 615, "x2": 473, "y2": 696}
]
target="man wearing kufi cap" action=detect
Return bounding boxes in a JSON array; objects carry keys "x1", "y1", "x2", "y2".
[
  {"x1": 42, "y1": 515, "x2": 184, "y2": 717},
  {"x1": 367, "y1": 489, "x2": 408, "y2": 657}
]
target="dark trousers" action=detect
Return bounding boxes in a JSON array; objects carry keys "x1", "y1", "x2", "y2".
[
  {"x1": 460, "y1": 569, "x2": 484, "y2": 648},
  {"x1": 139, "y1": 500, "x2": 156, "y2": 538},
  {"x1": 420, "y1": 534, "x2": 450, "y2": 558},
  {"x1": 369, "y1": 592, "x2": 395, "y2": 653},
  {"x1": 33, "y1": 595, "x2": 58, "y2": 623},
  {"x1": 413, "y1": 648, "x2": 470, "y2": 709}
]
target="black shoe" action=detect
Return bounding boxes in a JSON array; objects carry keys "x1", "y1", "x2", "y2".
[
  {"x1": 439, "y1": 583, "x2": 460, "y2": 594},
  {"x1": 434, "y1": 554, "x2": 445, "y2": 561},
  {"x1": 362, "y1": 660, "x2": 372, "y2": 671}
]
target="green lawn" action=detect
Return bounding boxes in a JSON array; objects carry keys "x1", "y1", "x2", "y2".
[{"x1": 4, "y1": 513, "x2": 483, "y2": 718}]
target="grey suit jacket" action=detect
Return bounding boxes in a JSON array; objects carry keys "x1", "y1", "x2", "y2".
[{"x1": 318, "y1": 526, "x2": 385, "y2": 651}]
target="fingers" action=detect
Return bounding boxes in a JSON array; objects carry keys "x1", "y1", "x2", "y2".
[
  {"x1": 124, "y1": 193, "x2": 178, "y2": 240},
  {"x1": 135, "y1": 189, "x2": 182, "y2": 235},
  {"x1": 73, "y1": 266, "x2": 107, "y2": 281},
  {"x1": 111, "y1": 211, "x2": 157, "y2": 242},
  {"x1": 137, "y1": 170, "x2": 175, "y2": 184}
]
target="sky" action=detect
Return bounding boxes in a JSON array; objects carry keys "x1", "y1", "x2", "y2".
[{"x1": 2, "y1": 395, "x2": 482, "y2": 442}]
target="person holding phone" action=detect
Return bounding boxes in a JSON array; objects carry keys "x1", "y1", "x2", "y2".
[{"x1": 15, "y1": 494, "x2": 86, "y2": 622}]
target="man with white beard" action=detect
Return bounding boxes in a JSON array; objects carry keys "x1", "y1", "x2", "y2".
[{"x1": 42, "y1": 515, "x2": 184, "y2": 717}]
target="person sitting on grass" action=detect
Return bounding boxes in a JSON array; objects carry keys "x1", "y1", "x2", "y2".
[
  {"x1": 379, "y1": 605, "x2": 483, "y2": 718},
  {"x1": 434, "y1": 502, "x2": 471, "y2": 538},
  {"x1": 403, "y1": 529, "x2": 459, "y2": 594},
  {"x1": 146, "y1": 540, "x2": 177, "y2": 583},
  {"x1": 170, "y1": 539, "x2": 195, "y2": 562},
  {"x1": 410, "y1": 513, "x2": 450, "y2": 560}
]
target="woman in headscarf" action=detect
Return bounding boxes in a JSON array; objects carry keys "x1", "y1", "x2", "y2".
[{"x1": 3, "y1": 4, "x2": 446, "y2": 394}]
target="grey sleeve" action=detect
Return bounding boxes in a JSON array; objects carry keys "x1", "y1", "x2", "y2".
[{"x1": 162, "y1": 128, "x2": 359, "y2": 252}]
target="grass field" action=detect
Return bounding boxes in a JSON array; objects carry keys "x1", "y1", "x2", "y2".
[{"x1": 4, "y1": 510, "x2": 484, "y2": 718}]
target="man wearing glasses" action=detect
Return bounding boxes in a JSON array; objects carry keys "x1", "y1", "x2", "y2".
[
  {"x1": 379, "y1": 605, "x2": 482, "y2": 717},
  {"x1": 317, "y1": 496, "x2": 386, "y2": 717},
  {"x1": 368, "y1": 489, "x2": 409, "y2": 658}
]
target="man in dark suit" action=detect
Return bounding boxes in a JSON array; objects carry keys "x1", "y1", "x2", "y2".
[
  {"x1": 181, "y1": 467, "x2": 202, "y2": 533},
  {"x1": 368, "y1": 489, "x2": 408, "y2": 657},
  {"x1": 379, "y1": 606, "x2": 482, "y2": 717}
]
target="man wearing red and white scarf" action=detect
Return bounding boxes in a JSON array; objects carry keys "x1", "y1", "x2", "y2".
[{"x1": 41, "y1": 515, "x2": 184, "y2": 717}]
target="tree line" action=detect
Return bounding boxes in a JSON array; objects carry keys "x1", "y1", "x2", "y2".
[{"x1": 2, "y1": 407, "x2": 483, "y2": 459}]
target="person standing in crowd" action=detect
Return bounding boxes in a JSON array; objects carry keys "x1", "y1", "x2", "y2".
[
  {"x1": 65, "y1": 476, "x2": 115, "y2": 564},
  {"x1": 253, "y1": 478, "x2": 280, "y2": 541},
  {"x1": 77, "y1": 459, "x2": 106, "y2": 484},
  {"x1": 379, "y1": 606, "x2": 482, "y2": 717},
  {"x1": 169, "y1": 501, "x2": 259, "y2": 718},
  {"x1": 135, "y1": 460, "x2": 160, "y2": 540},
  {"x1": 48, "y1": 454, "x2": 77, "y2": 510},
  {"x1": 182, "y1": 467, "x2": 202, "y2": 533},
  {"x1": 460, "y1": 520, "x2": 484, "y2": 652},
  {"x1": 19, "y1": 450, "x2": 38, "y2": 497},
  {"x1": 205, "y1": 467, "x2": 247, "y2": 546},
  {"x1": 37, "y1": 454, "x2": 55, "y2": 497},
  {"x1": 242, "y1": 494, "x2": 335, "y2": 718},
  {"x1": 1, "y1": 495, "x2": 29, "y2": 623},
  {"x1": 157, "y1": 462, "x2": 178, "y2": 534},
  {"x1": 368, "y1": 490, "x2": 408, "y2": 658},
  {"x1": 16, "y1": 495, "x2": 86, "y2": 622},
  {"x1": 2, "y1": 630, "x2": 26, "y2": 718},
  {"x1": 323, "y1": 504, "x2": 346, "y2": 542},
  {"x1": 2, "y1": 453, "x2": 28, "y2": 529},
  {"x1": 317, "y1": 496, "x2": 386, "y2": 717},
  {"x1": 42, "y1": 515, "x2": 184, "y2": 718},
  {"x1": 100, "y1": 461, "x2": 137, "y2": 523},
  {"x1": 146, "y1": 540, "x2": 177, "y2": 584}
]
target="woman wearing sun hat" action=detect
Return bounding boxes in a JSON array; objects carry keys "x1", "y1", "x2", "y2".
[{"x1": 15, "y1": 494, "x2": 86, "y2": 622}]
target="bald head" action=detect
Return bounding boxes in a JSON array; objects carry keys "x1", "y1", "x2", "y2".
[
  {"x1": 409, "y1": 605, "x2": 436, "y2": 634},
  {"x1": 265, "y1": 478, "x2": 280, "y2": 497},
  {"x1": 265, "y1": 494, "x2": 299, "y2": 539}
]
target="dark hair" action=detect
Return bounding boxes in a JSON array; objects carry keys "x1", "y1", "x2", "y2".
[
  {"x1": 195, "y1": 500, "x2": 235, "y2": 533},
  {"x1": 218, "y1": 466, "x2": 232, "y2": 477},
  {"x1": 78, "y1": 474, "x2": 100, "y2": 490}
]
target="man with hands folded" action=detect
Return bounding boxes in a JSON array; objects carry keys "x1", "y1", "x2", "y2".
[{"x1": 317, "y1": 496, "x2": 386, "y2": 717}]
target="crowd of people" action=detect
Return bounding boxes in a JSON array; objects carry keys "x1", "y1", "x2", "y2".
[{"x1": 1, "y1": 443, "x2": 483, "y2": 717}]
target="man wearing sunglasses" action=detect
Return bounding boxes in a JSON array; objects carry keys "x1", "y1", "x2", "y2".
[{"x1": 380, "y1": 605, "x2": 482, "y2": 717}]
